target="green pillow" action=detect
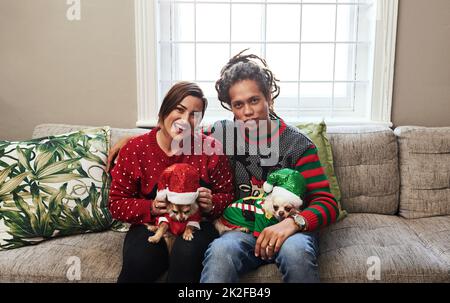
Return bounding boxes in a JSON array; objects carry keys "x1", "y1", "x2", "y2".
[
  {"x1": 297, "y1": 121, "x2": 347, "y2": 221},
  {"x1": 0, "y1": 127, "x2": 115, "y2": 250}
]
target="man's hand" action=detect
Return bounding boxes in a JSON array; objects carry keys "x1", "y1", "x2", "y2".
[
  {"x1": 151, "y1": 198, "x2": 168, "y2": 216},
  {"x1": 197, "y1": 187, "x2": 214, "y2": 214},
  {"x1": 254, "y1": 218, "x2": 300, "y2": 260},
  {"x1": 106, "y1": 135, "x2": 136, "y2": 172}
]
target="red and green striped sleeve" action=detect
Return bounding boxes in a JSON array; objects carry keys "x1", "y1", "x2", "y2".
[{"x1": 295, "y1": 144, "x2": 339, "y2": 231}]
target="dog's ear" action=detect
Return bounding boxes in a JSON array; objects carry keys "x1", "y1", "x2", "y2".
[{"x1": 263, "y1": 194, "x2": 274, "y2": 214}]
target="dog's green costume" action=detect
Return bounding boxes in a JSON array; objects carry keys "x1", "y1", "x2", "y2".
[
  {"x1": 219, "y1": 168, "x2": 307, "y2": 237},
  {"x1": 219, "y1": 194, "x2": 278, "y2": 237}
]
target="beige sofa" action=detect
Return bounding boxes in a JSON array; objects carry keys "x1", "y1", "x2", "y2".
[{"x1": 0, "y1": 123, "x2": 449, "y2": 283}]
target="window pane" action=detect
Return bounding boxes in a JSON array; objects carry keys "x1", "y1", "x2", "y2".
[
  {"x1": 174, "y1": 43, "x2": 195, "y2": 81},
  {"x1": 266, "y1": 44, "x2": 300, "y2": 81},
  {"x1": 159, "y1": 80, "x2": 172, "y2": 104},
  {"x1": 196, "y1": 4, "x2": 230, "y2": 42},
  {"x1": 174, "y1": 4, "x2": 195, "y2": 42},
  {"x1": 159, "y1": 2, "x2": 171, "y2": 42},
  {"x1": 276, "y1": 82, "x2": 299, "y2": 110},
  {"x1": 336, "y1": 4, "x2": 357, "y2": 41},
  {"x1": 334, "y1": 82, "x2": 354, "y2": 109},
  {"x1": 196, "y1": 44, "x2": 229, "y2": 80},
  {"x1": 159, "y1": 43, "x2": 172, "y2": 81},
  {"x1": 231, "y1": 44, "x2": 264, "y2": 59},
  {"x1": 357, "y1": 1, "x2": 376, "y2": 42},
  {"x1": 302, "y1": 5, "x2": 336, "y2": 42},
  {"x1": 197, "y1": 81, "x2": 219, "y2": 101},
  {"x1": 266, "y1": 4, "x2": 301, "y2": 42},
  {"x1": 353, "y1": 81, "x2": 370, "y2": 117},
  {"x1": 231, "y1": 4, "x2": 264, "y2": 42},
  {"x1": 300, "y1": 83, "x2": 333, "y2": 109},
  {"x1": 335, "y1": 43, "x2": 356, "y2": 81},
  {"x1": 197, "y1": 81, "x2": 234, "y2": 122},
  {"x1": 355, "y1": 42, "x2": 371, "y2": 81},
  {"x1": 300, "y1": 44, "x2": 334, "y2": 81},
  {"x1": 300, "y1": 82, "x2": 333, "y2": 99}
]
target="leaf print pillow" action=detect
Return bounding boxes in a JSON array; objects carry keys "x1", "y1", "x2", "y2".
[{"x1": 0, "y1": 127, "x2": 114, "y2": 250}]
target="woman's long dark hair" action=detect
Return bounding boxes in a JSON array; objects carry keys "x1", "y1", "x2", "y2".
[{"x1": 158, "y1": 81, "x2": 208, "y2": 124}]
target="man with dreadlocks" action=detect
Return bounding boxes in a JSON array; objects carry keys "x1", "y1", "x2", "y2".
[
  {"x1": 107, "y1": 50, "x2": 339, "y2": 283},
  {"x1": 199, "y1": 50, "x2": 339, "y2": 283}
]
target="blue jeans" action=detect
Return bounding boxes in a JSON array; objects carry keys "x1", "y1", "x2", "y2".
[{"x1": 200, "y1": 230, "x2": 320, "y2": 283}]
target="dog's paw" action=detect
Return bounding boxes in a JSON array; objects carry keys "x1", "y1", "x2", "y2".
[
  {"x1": 182, "y1": 230, "x2": 194, "y2": 241},
  {"x1": 239, "y1": 227, "x2": 250, "y2": 233},
  {"x1": 148, "y1": 235, "x2": 161, "y2": 243}
]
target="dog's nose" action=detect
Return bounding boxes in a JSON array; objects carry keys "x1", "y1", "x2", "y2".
[{"x1": 279, "y1": 211, "x2": 285, "y2": 217}]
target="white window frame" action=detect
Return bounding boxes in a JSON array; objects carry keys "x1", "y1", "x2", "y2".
[{"x1": 134, "y1": 0, "x2": 398, "y2": 128}]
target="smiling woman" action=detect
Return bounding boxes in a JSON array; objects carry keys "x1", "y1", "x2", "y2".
[
  {"x1": 156, "y1": 82, "x2": 207, "y2": 155},
  {"x1": 108, "y1": 81, "x2": 235, "y2": 283},
  {"x1": 158, "y1": 82, "x2": 208, "y2": 127}
]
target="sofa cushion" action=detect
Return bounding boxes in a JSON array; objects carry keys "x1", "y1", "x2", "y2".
[
  {"x1": 297, "y1": 121, "x2": 346, "y2": 221},
  {"x1": 240, "y1": 264, "x2": 282, "y2": 283},
  {"x1": 318, "y1": 213, "x2": 449, "y2": 282},
  {"x1": 0, "y1": 127, "x2": 113, "y2": 250},
  {"x1": 327, "y1": 126, "x2": 399, "y2": 215},
  {"x1": 394, "y1": 126, "x2": 450, "y2": 219},
  {"x1": 0, "y1": 230, "x2": 124, "y2": 282},
  {"x1": 402, "y1": 215, "x2": 450, "y2": 266}
]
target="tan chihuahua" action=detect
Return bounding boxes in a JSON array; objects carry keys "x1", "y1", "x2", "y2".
[{"x1": 146, "y1": 202, "x2": 200, "y2": 252}]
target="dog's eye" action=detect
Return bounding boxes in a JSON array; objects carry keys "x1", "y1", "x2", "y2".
[
  {"x1": 284, "y1": 207, "x2": 292, "y2": 212},
  {"x1": 183, "y1": 211, "x2": 190, "y2": 214},
  {"x1": 173, "y1": 210, "x2": 178, "y2": 214},
  {"x1": 273, "y1": 205, "x2": 279, "y2": 211}
]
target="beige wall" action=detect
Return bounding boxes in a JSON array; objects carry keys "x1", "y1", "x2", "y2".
[
  {"x1": 0, "y1": 0, "x2": 137, "y2": 141},
  {"x1": 392, "y1": 0, "x2": 450, "y2": 127},
  {"x1": 1, "y1": 0, "x2": 449, "y2": 141}
]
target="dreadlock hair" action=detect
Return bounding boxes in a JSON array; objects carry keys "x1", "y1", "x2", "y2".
[{"x1": 215, "y1": 49, "x2": 281, "y2": 119}]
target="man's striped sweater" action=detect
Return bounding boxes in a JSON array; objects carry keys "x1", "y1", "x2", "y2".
[{"x1": 206, "y1": 118, "x2": 339, "y2": 232}]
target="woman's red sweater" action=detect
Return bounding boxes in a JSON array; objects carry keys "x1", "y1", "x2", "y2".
[{"x1": 109, "y1": 128, "x2": 235, "y2": 225}]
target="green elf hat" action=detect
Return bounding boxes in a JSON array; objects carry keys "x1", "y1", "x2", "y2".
[{"x1": 263, "y1": 168, "x2": 307, "y2": 208}]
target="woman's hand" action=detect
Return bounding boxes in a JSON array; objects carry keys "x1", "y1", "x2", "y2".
[
  {"x1": 106, "y1": 135, "x2": 136, "y2": 172},
  {"x1": 151, "y1": 199, "x2": 168, "y2": 216},
  {"x1": 197, "y1": 187, "x2": 214, "y2": 214},
  {"x1": 254, "y1": 218, "x2": 299, "y2": 260}
]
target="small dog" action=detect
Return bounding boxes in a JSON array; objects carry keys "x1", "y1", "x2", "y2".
[
  {"x1": 146, "y1": 202, "x2": 200, "y2": 252},
  {"x1": 263, "y1": 193, "x2": 301, "y2": 221},
  {"x1": 214, "y1": 193, "x2": 302, "y2": 235}
]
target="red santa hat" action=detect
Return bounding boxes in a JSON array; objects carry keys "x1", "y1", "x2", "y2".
[{"x1": 155, "y1": 163, "x2": 200, "y2": 205}]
